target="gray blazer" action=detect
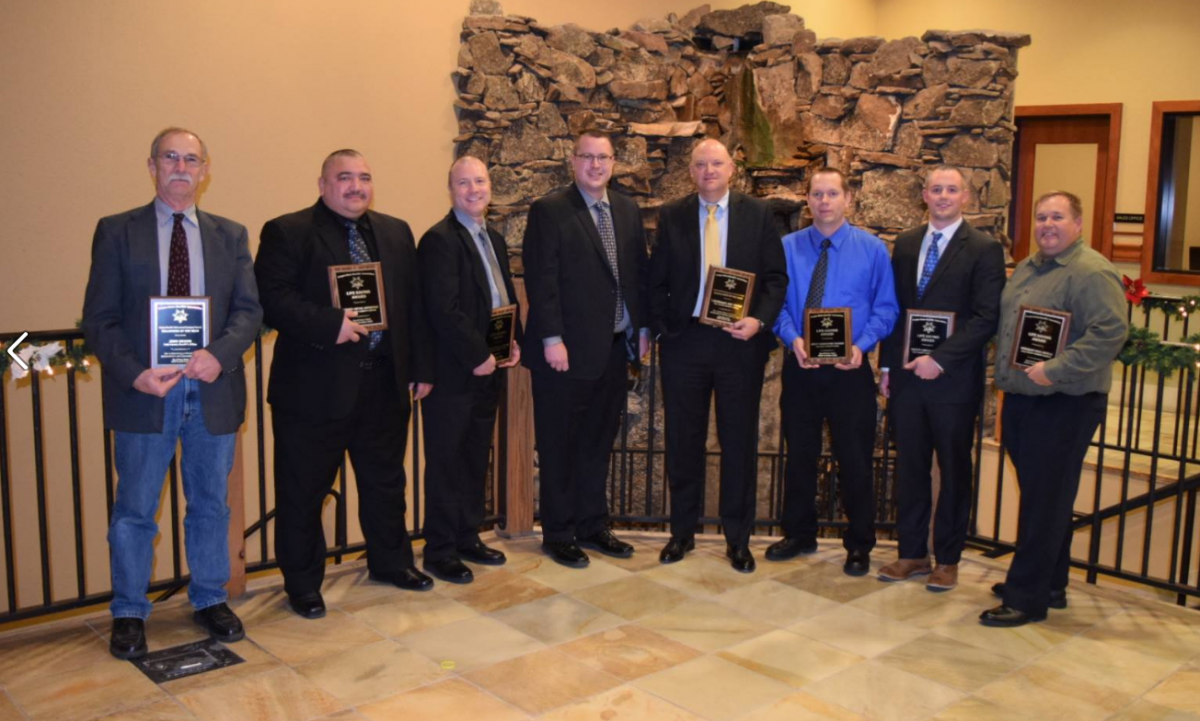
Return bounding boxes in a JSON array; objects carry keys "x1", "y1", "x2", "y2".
[{"x1": 82, "y1": 201, "x2": 263, "y2": 434}]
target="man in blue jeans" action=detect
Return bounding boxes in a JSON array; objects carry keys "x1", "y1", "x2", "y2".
[{"x1": 82, "y1": 127, "x2": 262, "y2": 659}]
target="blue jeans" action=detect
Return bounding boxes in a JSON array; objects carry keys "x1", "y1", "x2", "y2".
[{"x1": 110, "y1": 378, "x2": 236, "y2": 619}]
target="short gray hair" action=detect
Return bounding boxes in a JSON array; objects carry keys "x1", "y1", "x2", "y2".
[{"x1": 150, "y1": 127, "x2": 208, "y2": 160}]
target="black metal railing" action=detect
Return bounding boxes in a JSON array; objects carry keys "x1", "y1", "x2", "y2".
[{"x1": 0, "y1": 329, "x2": 503, "y2": 624}]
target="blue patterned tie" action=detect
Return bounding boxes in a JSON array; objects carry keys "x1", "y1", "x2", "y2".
[
  {"x1": 917, "y1": 231, "x2": 942, "y2": 300},
  {"x1": 805, "y1": 238, "x2": 831, "y2": 309},
  {"x1": 595, "y1": 201, "x2": 625, "y2": 329},
  {"x1": 343, "y1": 219, "x2": 382, "y2": 350}
]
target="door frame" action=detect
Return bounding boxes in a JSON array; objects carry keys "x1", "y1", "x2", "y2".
[
  {"x1": 1141, "y1": 99, "x2": 1200, "y2": 286},
  {"x1": 1011, "y1": 103, "x2": 1123, "y2": 261}
]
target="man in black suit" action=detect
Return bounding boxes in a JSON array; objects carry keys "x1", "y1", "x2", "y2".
[
  {"x1": 82, "y1": 127, "x2": 261, "y2": 658},
  {"x1": 879, "y1": 165, "x2": 1006, "y2": 591},
  {"x1": 650, "y1": 139, "x2": 788, "y2": 573},
  {"x1": 255, "y1": 149, "x2": 436, "y2": 618},
  {"x1": 522, "y1": 130, "x2": 649, "y2": 567},
  {"x1": 417, "y1": 156, "x2": 521, "y2": 584}
]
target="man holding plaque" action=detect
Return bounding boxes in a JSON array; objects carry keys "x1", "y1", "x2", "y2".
[
  {"x1": 416, "y1": 156, "x2": 521, "y2": 584},
  {"x1": 649, "y1": 139, "x2": 788, "y2": 572},
  {"x1": 256, "y1": 149, "x2": 436, "y2": 618},
  {"x1": 980, "y1": 191, "x2": 1127, "y2": 627},
  {"x1": 769, "y1": 168, "x2": 897, "y2": 576},
  {"x1": 877, "y1": 166, "x2": 1005, "y2": 592},
  {"x1": 522, "y1": 130, "x2": 650, "y2": 568},
  {"x1": 82, "y1": 127, "x2": 262, "y2": 658}
]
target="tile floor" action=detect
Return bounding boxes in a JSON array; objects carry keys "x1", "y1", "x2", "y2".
[{"x1": 1, "y1": 533, "x2": 1199, "y2": 721}]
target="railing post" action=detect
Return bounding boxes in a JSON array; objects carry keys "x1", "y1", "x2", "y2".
[{"x1": 499, "y1": 278, "x2": 535, "y2": 537}]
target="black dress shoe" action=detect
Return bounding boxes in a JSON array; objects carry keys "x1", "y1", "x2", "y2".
[
  {"x1": 424, "y1": 557, "x2": 474, "y2": 584},
  {"x1": 370, "y1": 568, "x2": 434, "y2": 591},
  {"x1": 193, "y1": 603, "x2": 245, "y2": 642},
  {"x1": 843, "y1": 549, "x2": 870, "y2": 577},
  {"x1": 991, "y1": 582, "x2": 1068, "y2": 610},
  {"x1": 765, "y1": 536, "x2": 819, "y2": 561},
  {"x1": 542, "y1": 540, "x2": 589, "y2": 568},
  {"x1": 726, "y1": 544, "x2": 756, "y2": 573},
  {"x1": 288, "y1": 591, "x2": 326, "y2": 619},
  {"x1": 458, "y1": 541, "x2": 506, "y2": 566},
  {"x1": 979, "y1": 604, "x2": 1046, "y2": 627},
  {"x1": 110, "y1": 617, "x2": 147, "y2": 660},
  {"x1": 659, "y1": 536, "x2": 695, "y2": 564},
  {"x1": 578, "y1": 529, "x2": 634, "y2": 558}
]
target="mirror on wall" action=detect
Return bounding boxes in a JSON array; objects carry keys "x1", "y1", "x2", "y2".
[{"x1": 1144, "y1": 100, "x2": 1200, "y2": 285}]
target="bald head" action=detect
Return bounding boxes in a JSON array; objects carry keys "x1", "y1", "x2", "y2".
[
  {"x1": 690, "y1": 139, "x2": 735, "y2": 203},
  {"x1": 449, "y1": 155, "x2": 492, "y2": 224}
]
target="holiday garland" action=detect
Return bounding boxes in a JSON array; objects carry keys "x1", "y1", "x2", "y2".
[{"x1": 1119, "y1": 277, "x2": 1200, "y2": 374}]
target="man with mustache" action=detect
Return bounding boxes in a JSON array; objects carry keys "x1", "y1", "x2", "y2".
[
  {"x1": 981, "y1": 191, "x2": 1127, "y2": 627},
  {"x1": 877, "y1": 166, "x2": 1006, "y2": 592},
  {"x1": 256, "y1": 149, "x2": 436, "y2": 618},
  {"x1": 522, "y1": 130, "x2": 649, "y2": 567},
  {"x1": 769, "y1": 168, "x2": 898, "y2": 576},
  {"x1": 82, "y1": 127, "x2": 262, "y2": 658},
  {"x1": 650, "y1": 139, "x2": 788, "y2": 572},
  {"x1": 416, "y1": 156, "x2": 521, "y2": 583}
]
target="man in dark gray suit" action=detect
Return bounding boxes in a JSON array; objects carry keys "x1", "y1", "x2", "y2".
[{"x1": 83, "y1": 127, "x2": 262, "y2": 659}]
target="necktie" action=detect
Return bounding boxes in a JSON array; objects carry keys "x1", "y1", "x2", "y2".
[
  {"x1": 477, "y1": 228, "x2": 511, "y2": 307},
  {"x1": 167, "y1": 213, "x2": 190, "y2": 296},
  {"x1": 343, "y1": 219, "x2": 383, "y2": 350},
  {"x1": 704, "y1": 202, "x2": 721, "y2": 282},
  {"x1": 594, "y1": 201, "x2": 624, "y2": 328},
  {"x1": 805, "y1": 238, "x2": 832, "y2": 309},
  {"x1": 918, "y1": 231, "x2": 943, "y2": 300}
]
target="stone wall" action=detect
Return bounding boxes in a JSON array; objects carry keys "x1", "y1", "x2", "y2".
[{"x1": 453, "y1": 0, "x2": 1028, "y2": 526}]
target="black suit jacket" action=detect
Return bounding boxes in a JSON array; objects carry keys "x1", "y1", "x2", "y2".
[
  {"x1": 417, "y1": 210, "x2": 522, "y2": 394},
  {"x1": 255, "y1": 201, "x2": 435, "y2": 421},
  {"x1": 649, "y1": 191, "x2": 788, "y2": 357},
  {"x1": 82, "y1": 201, "x2": 262, "y2": 435},
  {"x1": 521, "y1": 185, "x2": 648, "y2": 380},
  {"x1": 880, "y1": 221, "x2": 1006, "y2": 403}
]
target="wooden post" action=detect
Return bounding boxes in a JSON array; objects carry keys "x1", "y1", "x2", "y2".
[
  {"x1": 499, "y1": 278, "x2": 536, "y2": 537},
  {"x1": 227, "y1": 432, "x2": 247, "y2": 597}
]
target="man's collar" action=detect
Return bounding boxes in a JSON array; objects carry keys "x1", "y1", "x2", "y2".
[
  {"x1": 1033, "y1": 238, "x2": 1085, "y2": 267},
  {"x1": 812, "y1": 219, "x2": 850, "y2": 249},
  {"x1": 154, "y1": 196, "x2": 197, "y2": 225},
  {"x1": 452, "y1": 207, "x2": 485, "y2": 236},
  {"x1": 928, "y1": 217, "x2": 964, "y2": 242},
  {"x1": 698, "y1": 190, "x2": 730, "y2": 211},
  {"x1": 576, "y1": 183, "x2": 608, "y2": 208},
  {"x1": 317, "y1": 198, "x2": 370, "y2": 229}
]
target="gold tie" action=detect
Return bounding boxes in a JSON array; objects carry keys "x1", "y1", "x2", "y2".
[{"x1": 704, "y1": 203, "x2": 721, "y2": 279}]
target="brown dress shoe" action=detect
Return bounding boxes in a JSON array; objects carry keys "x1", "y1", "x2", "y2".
[
  {"x1": 926, "y1": 564, "x2": 958, "y2": 592},
  {"x1": 877, "y1": 558, "x2": 932, "y2": 582}
]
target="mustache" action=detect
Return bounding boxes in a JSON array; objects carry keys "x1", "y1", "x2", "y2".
[
  {"x1": 343, "y1": 191, "x2": 367, "y2": 199},
  {"x1": 168, "y1": 173, "x2": 194, "y2": 185}
]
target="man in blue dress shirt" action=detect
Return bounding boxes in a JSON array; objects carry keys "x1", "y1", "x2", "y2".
[{"x1": 767, "y1": 168, "x2": 898, "y2": 576}]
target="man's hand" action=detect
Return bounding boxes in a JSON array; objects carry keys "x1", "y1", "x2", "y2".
[
  {"x1": 133, "y1": 367, "x2": 183, "y2": 398},
  {"x1": 410, "y1": 382, "x2": 433, "y2": 400},
  {"x1": 183, "y1": 348, "x2": 223, "y2": 383},
  {"x1": 1025, "y1": 361, "x2": 1053, "y2": 387},
  {"x1": 337, "y1": 310, "x2": 369, "y2": 344},
  {"x1": 792, "y1": 337, "x2": 818, "y2": 369},
  {"x1": 834, "y1": 344, "x2": 864, "y2": 371},
  {"x1": 498, "y1": 341, "x2": 522, "y2": 368},
  {"x1": 545, "y1": 342, "x2": 569, "y2": 372},
  {"x1": 879, "y1": 370, "x2": 890, "y2": 399},
  {"x1": 723, "y1": 317, "x2": 761, "y2": 341},
  {"x1": 473, "y1": 354, "x2": 498, "y2": 376},
  {"x1": 903, "y1": 354, "x2": 943, "y2": 380}
]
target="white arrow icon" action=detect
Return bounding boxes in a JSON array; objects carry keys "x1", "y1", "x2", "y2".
[{"x1": 7, "y1": 332, "x2": 29, "y2": 371}]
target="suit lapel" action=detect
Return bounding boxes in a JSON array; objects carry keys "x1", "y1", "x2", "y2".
[
  {"x1": 315, "y1": 203, "x2": 354, "y2": 266},
  {"x1": 570, "y1": 188, "x2": 615, "y2": 282},
  {"x1": 131, "y1": 202, "x2": 160, "y2": 282},
  {"x1": 197, "y1": 210, "x2": 222, "y2": 302},
  {"x1": 725, "y1": 192, "x2": 747, "y2": 270},
  {"x1": 924, "y1": 222, "x2": 968, "y2": 295},
  {"x1": 367, "y1": 211, "x2": 393, "y2": 286},
  {"x1": 681, "y1": 194, "x2": 701, "y2": 280},
  {"x1": 450, "y1": 212, "x2": 492, "y2": 299}
]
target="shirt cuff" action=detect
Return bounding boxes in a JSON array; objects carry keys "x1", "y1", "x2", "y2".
[{"x1": 543, "y1": 335, "x2": 563, "y2": 347}]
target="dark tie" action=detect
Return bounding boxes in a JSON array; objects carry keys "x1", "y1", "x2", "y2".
[
  {"x1": 477, "y1": 229, "x2": 511, "y2": 307},
  {"x1": 595, "y1": 201, "x2": 625, "y2": 329},
  {"x1": 805, "y1": 238, "x2": 832, "y2": 309},
  {"x1": 918, "y1": 231, "x2": 943, "y2": 300},
  {"x1": 343, "y1": 219, "x2": 383, "y2": 350},
  {"x1": 167, "y1": 213, "x2": 190, "y2": 296}
]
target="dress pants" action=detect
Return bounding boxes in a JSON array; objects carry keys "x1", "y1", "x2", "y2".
[
  {"x1": 891, "y1": 395, "x2": 978, "y2": 564},
  {"x1": 272, "y1": 360, "x2": 415, "y2": 597},
  {"x1": 531, "y1": 333, "x2": 626, "y2": 543},
  {"x1": 421, "y1": 375, "x2": 501, "y2": 562},
  {"x1": 661, "y1": 322, "x2": 768, "y2": 547},
  {"x1": 1000, "y1": 391, "x2": 1107, "y2": 617},
  {"x1": 780, "y1": 361, "x2": 878, "y2": 552}
]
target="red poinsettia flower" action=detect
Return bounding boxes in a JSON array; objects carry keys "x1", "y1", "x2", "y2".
[{"x1": 1123, "y1": 275, "x2": 1149, "y2": 305}]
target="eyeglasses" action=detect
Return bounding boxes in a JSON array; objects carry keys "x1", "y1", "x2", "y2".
[
  {"x1": 159, "y1": 151, "x2": 205, "y2": 167},
  {"x1": 574, "y1": 153, "x2": 614, "y2": 164}
]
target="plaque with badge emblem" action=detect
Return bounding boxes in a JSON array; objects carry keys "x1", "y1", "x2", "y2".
[
  {"x1": 902, "y1": 310, "x2": 956, "y2": 365},
  {"x1": 699, "y1": 266, "x2": 756, "y2": 328},
  {"x1": 1010, "y1": 305, "x2": 1071, "y2": 368},
  {"x1": 149, "y1": 296, "x2": 210, "y2": 368},
  {"x1": 328, "y1": 262, "x2": 388, "y2": 330},
  {"x1": 487, "y1": 304, "x2": 518, "y2": 362},
  {"x1": 804, "y1": 307, "x2": 852, "y2": 365}
]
